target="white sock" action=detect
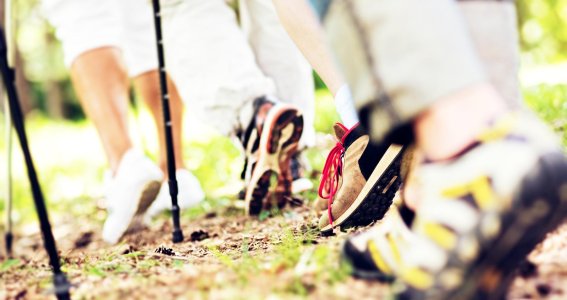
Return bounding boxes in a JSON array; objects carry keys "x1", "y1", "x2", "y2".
[{"x1": 335, "y1": 84, "x2": 359, "y2": 128}]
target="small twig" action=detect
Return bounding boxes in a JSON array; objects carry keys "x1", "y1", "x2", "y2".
[{"x1": 146, "y1": 252, "x2": 192, "y2": 261}]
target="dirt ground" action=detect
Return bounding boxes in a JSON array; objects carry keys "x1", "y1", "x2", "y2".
[{"x1": 1, "y1": 200, "x2": 566, "y2": 300}]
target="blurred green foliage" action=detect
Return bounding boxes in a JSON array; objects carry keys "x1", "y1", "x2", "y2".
[
  {"x1": 523, "y1": 84, "x2": 567, "y2": 147},
  {"x1": 517, "y1": 0, "x2": 567, "y2": 64}
]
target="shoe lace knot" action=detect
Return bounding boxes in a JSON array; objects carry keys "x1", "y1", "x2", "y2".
[{"x1": 318, "y1": 141, "x2": 345, "y2": 225}]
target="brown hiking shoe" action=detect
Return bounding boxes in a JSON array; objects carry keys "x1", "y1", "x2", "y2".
[{"x1": 317, "y1": 123, "x2": 405, "y2": 233}]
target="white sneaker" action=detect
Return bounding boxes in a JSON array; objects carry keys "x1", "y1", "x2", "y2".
[
  {"x1": 102, "y1": 149, "x2": 163, "y2": 244},
  {"x1": 145, "y1": 169, "x2": 205, "y2": 220}
]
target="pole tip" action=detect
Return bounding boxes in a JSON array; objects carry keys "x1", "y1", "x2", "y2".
[
  {"x1": 53, "y1": 273, "x2": 72, "y2": 300},
  {"x1": 5, "y1": 232, "x2": 13, "y2": 257},
  {"x1": 172, "y1": 230, "x2": 184, "y2": 243}
]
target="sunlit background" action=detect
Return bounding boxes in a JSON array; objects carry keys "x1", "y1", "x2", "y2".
[{"x1": 0, "y1": 0, "x2": 566, "y2": 230}]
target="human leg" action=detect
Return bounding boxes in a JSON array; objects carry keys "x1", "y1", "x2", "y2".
[
  {"x1": 43, "y1": 0, "x2": 163, "y2": 244},
  {"x1": 118, "y1": 0, "x2": 205, "y2": 217},
  {"x1": 307, "y1": 0, "x2": 522, "y2": 218},
  {"x1": 164, "y1": 0, "x2": 303, "y2": 214},
  {"x1": 322, "y1": 0, "x2": 567, "y2": 297},
  {"x1": 271, "y1": 0, "x2": 360, "y2": 127},
  {"x1": 132, "y1": 71, "x2": 184, "y2": 172},
  {"x1": 43, "y1": 0, "x2": 135, "y2": 171},
  {"x1": 459, "y1": 0, "x2": 523, "y2": 109},
  {"x1": 264, "y1": 0, "x2": 405, "y2": 230},
  {"x1": 239, "y1": 0, "x2": 316, "y2": 148},
  {"x1": 164, "y1": 0, "x2": 275, "y2": 136},
  {"x1": 132, "y1": 71, "x2": 205, "y2": 217},
  {"x1": 70, "y1": 48, "x2": 133, "y2": 172},
  {"x1": 236, "y1": 0, "x2": 315, "y2": 195}
]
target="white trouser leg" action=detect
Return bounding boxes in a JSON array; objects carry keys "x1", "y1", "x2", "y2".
[
  {"x1": 239, "y1": 0, "x2": 316, "y2": 148},
  {"x1": 163, "y1": 0, "x2": 276, "y2": 136},
  {"x1": 458, "y1": 1, "x2": 522, "y2": 109}
]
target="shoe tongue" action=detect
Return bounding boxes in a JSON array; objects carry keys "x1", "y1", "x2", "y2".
[
  {"x1": 333, "y1": 123, "x2": 348, "y2": 141},
  {"x1": 241, "y1": 97, "x2": 273, "y2": 149}
]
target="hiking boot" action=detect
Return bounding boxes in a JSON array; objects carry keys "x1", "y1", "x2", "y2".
[
  {"x1": 102, "y1": 149, "x2": 163, "y2": 244},
  {"x1": 144, "y1": 169, "x2": 205, "y2": 221},
  {"x1": 401, "y1": 113, "x2": 567, "y2": 299},
  {"x1": 317, "y1": 123, "x2": 405, "y2": 233},
  {"x1": 347, "y1": 113, "x2": 567, "y2": 299},
  {"x1": 240, "y1": 97, "x2": 303, "y2": 215},
  {"x1": 314, "y1": 130, "x2": 413, "y2": 218}
]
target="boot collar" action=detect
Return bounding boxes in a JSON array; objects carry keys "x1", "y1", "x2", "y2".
[{"x1": 341, "y1": 123, "x2": 366, "y2": 150}]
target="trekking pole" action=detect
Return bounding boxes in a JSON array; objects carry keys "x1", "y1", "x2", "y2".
[
  {"x1": 0, "y1": 27, "x2": 71, "y2": 300},
  {"x1": 4, "y1": 93, "x2": 13, "y2": 257},
  {"x1": 4, "y1": 88, "x2": 13, "y2": 257},
  {"x1": 151, "y1": 0, "x2": 184, "y2": 243},
  {"x1": 3, "y1": 0, "x2": 14, "y2": 258}
]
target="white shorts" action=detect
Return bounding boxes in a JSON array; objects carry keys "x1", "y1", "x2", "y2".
[{"x1": 42, "y1": 0, "x2": 158, "y2": 77}]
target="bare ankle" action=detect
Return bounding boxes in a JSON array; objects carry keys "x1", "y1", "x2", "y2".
[{"x1": 414, "y1": 83, "x2": 506, "y2": 161}]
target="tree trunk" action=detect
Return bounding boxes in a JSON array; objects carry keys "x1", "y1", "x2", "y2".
[
  {"x1": 14, "y1": 48, "x2": 33, "y2": 114},
  {"x1": 0, "y1": 0, "x2": 5, "y2": 114},
  {"x1": 46, "y1": 80, "x2": 63, "y2": 119},
  {"x1": 0, "y1": 0, "x2": 33, "y2": 114}
]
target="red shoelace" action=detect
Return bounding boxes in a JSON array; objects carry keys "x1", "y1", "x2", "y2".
[{"x1": 318, "y1": 141, "x2": 345, "y2": 226}]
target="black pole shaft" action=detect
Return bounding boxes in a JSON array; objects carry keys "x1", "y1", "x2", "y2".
[
  {"x1": 4, "y1": 0, "x2": 14, "y2": 260},
  {"x1": 0, "y1": 27, "x2": 70, "y2": 300},
  {"x1": 4, "y1": 96, "x2": 13, "y2": 257},
  {"x1": 151, "y1": 0, "x2": 183, "y2": 243}
]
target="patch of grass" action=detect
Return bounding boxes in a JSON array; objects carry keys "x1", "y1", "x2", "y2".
[
  {"x1": 208, "y1": 240, "x2": 261, "y2": 286},
  {"x1": 270, "y1": 227, "x2": 313, "y2": 269},
  {"x1": 206, "y1": 224, "x2": 325, "y2": 290},
  {"x1": 123, "y1": 251, "x2": 145, "y2": 259},
  {"x1": 136, "y1": 258, "x2": 161, "y2": 271},
  {"x1": 0, "y1": 259, "x2": 20, "y2": 271},
  {"x1": 310, "y1": 245, "x2": 353, "y2": 285},
  {"x1": 172, "y1": 259, "x2": 184, "y2": 268},
  {"x1": 247, "y1": 224, "x2": 350, "y2": 295},
  {"x1": 82, "y1": 259, "x2": 122, "y2": 277},
  {"x1": 208, "y1": 245, "x2": 236, "y2": 269},
  {"x1": 524, "y1": 84, "x2": 567, "y2": 148},
  {"x1": 258, "y1": 210, "x2": 271, "y2": 222},
  {"x1": 85, "y1": 265, "x2": 107, "y2": 277}
]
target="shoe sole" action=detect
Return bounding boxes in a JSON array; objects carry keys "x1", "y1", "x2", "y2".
[
  {"x1": 125, "y1": 180, "x2": 161, "y2": 233},
  {"x1": 406, "y1": 153, "x2": 567, "y2": 300},
  {"x1": 340, "y1": 240, "x2": 396, "y2": 282},
  {"x1": 320, "y1": 144, "x2": 405, "y2": 233},
  {"x1": 276, "y1": 114, "x2": 304, "y2": 206},
  {"x1": 245, "y1": 104, "x2": 303, "y2": 215},
  {"x1": 237, "y1": 171, "x2": 312, "y2": 201}
]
